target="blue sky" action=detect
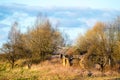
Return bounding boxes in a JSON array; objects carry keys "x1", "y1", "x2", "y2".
[
  {"x1": 0, "y1": 0, "x2": 120, "y2": 47},
  {"x1": 1, "y1": 0, "x2": 120, "y2": 10}
]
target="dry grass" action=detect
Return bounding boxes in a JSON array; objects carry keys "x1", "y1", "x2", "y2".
[{"x1": 0, "y1": 58, "x2": 120, "y2": 80}]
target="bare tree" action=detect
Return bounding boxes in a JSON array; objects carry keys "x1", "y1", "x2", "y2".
[{"x1": 1, "y1": 22, "x2": 21, "y2": 68}]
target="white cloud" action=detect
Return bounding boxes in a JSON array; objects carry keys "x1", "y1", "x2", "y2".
[
  {"x1": 1, "y1": 27, "x2": 10, "y2": 33},
  {"x1": 1, "y1": 0, "x2": 120, "y2": 10},
  {"x1": 59, "y1": 27, "x2": 87, "y2": 41},
  {"x1": 48, "y1": 17, "x2": 60, "y2": 27},
  {"x1": 0, "y1": 34, "x2": 8, "y2": 47},
  {"x1": 102, "y1": 12, "x2": 111, "y2": 17},
  {"x1": 0, "y1": 12, "x2": 36, "y2": 33},
  {"x1": 78, "y1": 18, "x2": 97, "y2": 28},
  {"x1": 19, "y1": 16, "x2": 35, "y2": 33},
  {"x1": 55, "y1": 11, "x2": 77, "y2": 17}
]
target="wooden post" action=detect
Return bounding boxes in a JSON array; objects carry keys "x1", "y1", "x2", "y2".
[
  {"x1": 66, "y1": 58, "x2": 70, "y2": 67},
  {"x1": 62, "y1": 55, "x2": 66, "y2": 66},
  {"x1": 79, "y1": 57, "x2": 85, "y2": 69}
]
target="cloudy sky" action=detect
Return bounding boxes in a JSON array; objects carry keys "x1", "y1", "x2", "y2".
[{"x1": 0, "y1": 0, "x2": 120, "y2": 47}]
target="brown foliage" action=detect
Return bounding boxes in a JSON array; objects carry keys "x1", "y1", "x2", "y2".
[{"x1": 76, "y1": 18, "x2": 120, "y2": 71}]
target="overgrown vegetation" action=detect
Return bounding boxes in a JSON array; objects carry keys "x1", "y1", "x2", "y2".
[
  {"x1": 76, "y1": 18, "x2": 120, "y2": 72},
  {"x1": 1, "y1": 15, "x2": 65, "y2": 69},
  {"x1": 0, "y1": 58, "x2": 120, "y2": 80},
  {"x1": 0, "y1": 14, "x2": 120, "y2": 80}
]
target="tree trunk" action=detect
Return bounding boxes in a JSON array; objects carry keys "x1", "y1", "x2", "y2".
[
  {"x1": 28, "y1": 60, "x2": 32, "y2": 69},
  {"x1": 11, "y1": 60, "x2": 15, "y2": 69},
  {"x1": 28, "y1": 63, "x2": 32, "y2": 69}
]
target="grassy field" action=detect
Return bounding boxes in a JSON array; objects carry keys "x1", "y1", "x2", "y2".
[{"x1": 0, "y1": 58, "x2": 120, "y2": 80}]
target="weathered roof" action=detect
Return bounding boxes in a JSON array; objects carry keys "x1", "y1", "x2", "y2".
[
  {"x1": 56, "y1": 47, "x2": 77, "y2": 55},
  {"x1": 66, "y1": 47, "x2": 76, "y2": 55}
]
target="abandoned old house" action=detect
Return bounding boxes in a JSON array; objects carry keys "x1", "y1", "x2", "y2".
[{"x1": 56, "y1": 47, "x2": 87, "y2": 68}]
